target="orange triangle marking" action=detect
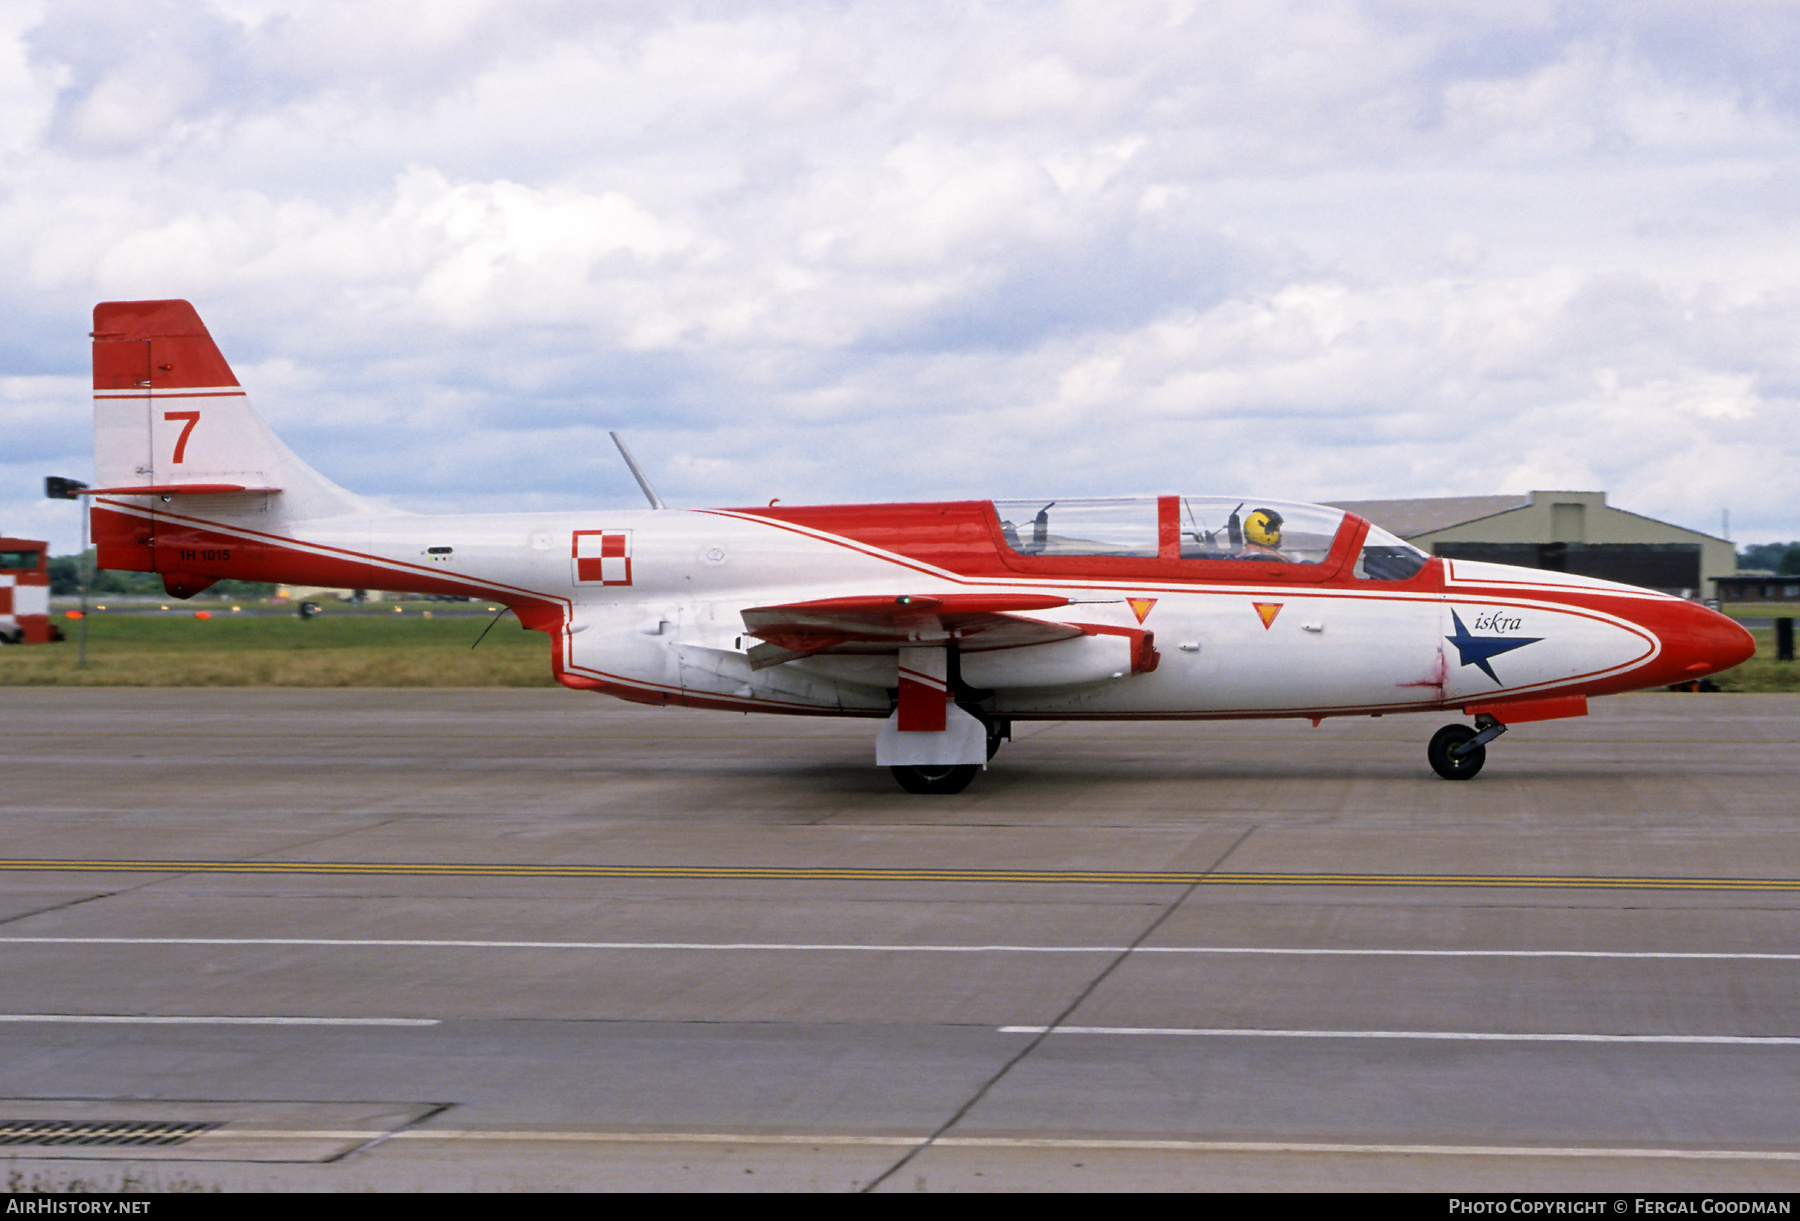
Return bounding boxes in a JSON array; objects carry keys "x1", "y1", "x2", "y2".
[
  {"x1": 1127, "y1": 597, "x2": 1156, "y2": 624},
  {"x1": 1253, "y1": 601, "x2": 1283, "y2": 629}
]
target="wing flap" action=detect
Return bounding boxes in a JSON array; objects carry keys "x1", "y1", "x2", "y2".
[{"x1": 741, "y1": 593, "x2": 1079, "y2": 669}]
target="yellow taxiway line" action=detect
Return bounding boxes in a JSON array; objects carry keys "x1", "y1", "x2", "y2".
[{"x1": 0, "y1": 859, "x2": 1795, "y2": 892}]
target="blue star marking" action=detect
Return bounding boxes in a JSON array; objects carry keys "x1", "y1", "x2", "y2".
[{"x1": 1445, "y1": 609, "x2": 1542, "y2": 685}]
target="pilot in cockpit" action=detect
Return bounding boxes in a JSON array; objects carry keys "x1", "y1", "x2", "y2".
[{"x1": 1235, "y1": 507, "x2": 1288, "y2": 560}]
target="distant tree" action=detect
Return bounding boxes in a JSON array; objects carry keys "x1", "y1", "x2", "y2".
[
  {"x1": 209, "y1": 578, "x2": 279, "y2": 597},
  {"x1": 1737, "y1": 542, "x2": 1800, "y2": 573},
  {"x1": 89, "y1": 568, "x2": 163, "y2": 595},
  {"x1": 47, "y1": 554, "x2": 84, "y2": 596},
  {"x1": 49, "y1": 550, "x2": 275, "y2": 598}
]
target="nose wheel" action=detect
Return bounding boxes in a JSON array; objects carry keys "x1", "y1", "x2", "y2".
[
  {"x1": 1427, "y1": 716, "x2": 1508, "y2": 780},
  {"x1": 1427, "y1": 725, "x2": 1483, "y2": 779}
]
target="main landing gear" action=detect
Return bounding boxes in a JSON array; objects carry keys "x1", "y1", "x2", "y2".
[
  {"x1": 888, "y1": 716, "x2": 1009, "y2": 795},
  {"x1": 890, "y1": 764, "x2": 979, "y2": 794},
  {"x1": 1427, "y1": 714, "x2": 1509, "y2": 780}
]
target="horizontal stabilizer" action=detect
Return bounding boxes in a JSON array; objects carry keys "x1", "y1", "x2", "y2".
[{"x1": 87, "y1": 483, "x2": 281, "y2": 496}]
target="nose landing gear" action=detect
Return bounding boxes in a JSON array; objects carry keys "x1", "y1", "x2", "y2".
[{"x1": 1427, "y1": 714, "x2": 1509, "y2": 780}]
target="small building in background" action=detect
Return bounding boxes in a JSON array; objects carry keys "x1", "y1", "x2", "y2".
[
  {"x1": 1712, "y1": 572, "x2": 1800, "y2": 608},
  {"x1": 1327, "y1": 491, "x2": 1733, "y2": 599},
  {"x1": 0, "y1": 537, "x2": 53, "y2": 643}
]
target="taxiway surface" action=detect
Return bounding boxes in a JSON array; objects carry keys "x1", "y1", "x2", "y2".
[{"x1": 0, "y1": 688, "x2": 1795, "y2": 1191}]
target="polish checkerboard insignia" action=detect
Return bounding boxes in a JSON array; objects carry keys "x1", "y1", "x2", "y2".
[{"x1": 572, "y1": 530, "x2": 633, "y2": 586}]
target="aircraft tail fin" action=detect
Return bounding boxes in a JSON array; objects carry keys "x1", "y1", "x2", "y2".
[
  {"x1": 90, "y1": 300, "x2": 377, "y2": 584},
  {"x1": 92, "y1": 300, "x2": 368, "y2": 515}
]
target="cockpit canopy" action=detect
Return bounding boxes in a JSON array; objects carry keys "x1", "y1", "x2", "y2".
[{"x1": 990, "y1": 496, "x2": 1428, "y2": 581}]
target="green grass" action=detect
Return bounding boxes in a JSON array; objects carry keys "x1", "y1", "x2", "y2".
[
  {"x1": 1710, "y1": 627, "x2": 1800, "y2": 694},
  {"x1": 1, "y1": 603, "x2": 557, "y2": 687}
]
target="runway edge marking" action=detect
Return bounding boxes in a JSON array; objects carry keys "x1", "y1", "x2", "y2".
[
  {"x1": 1003, "y1": 1025, "x2": 1800, "y2": 1046},
  {"x1": 4, "y1": 937, "x2": 1798, "y2": 961}
]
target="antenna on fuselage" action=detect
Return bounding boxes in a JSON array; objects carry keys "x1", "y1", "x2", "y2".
[{"x1": 609, "y1": 431, "x2": 666, "y2": 510}]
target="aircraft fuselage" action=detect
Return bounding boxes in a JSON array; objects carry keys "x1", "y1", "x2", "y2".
[{"x1": 83, "y1": 298, "x2": 1756, "y2": 792}]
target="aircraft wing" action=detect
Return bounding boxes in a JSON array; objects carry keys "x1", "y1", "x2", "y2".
[{"x1": 740, "y1": 593, "x2": 1079, "y2": 669}]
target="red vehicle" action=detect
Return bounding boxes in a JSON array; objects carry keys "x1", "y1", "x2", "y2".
[{"x1": 0, "y1": 539, "x2": 52, "y2": 644}]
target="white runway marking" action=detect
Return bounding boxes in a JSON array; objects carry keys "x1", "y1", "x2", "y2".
[
  {"x1": 0, "y1": 1014, "x2": 438, "y2": 1026},
  {"x1": 2, "y1": 937, "x2": 1796, "y2": 960},
  {"x1": 1002, "y1": 1025, "x2": 1800, "y2": 1045}
]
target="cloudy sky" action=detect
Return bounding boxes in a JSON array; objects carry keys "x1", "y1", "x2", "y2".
[{"x1": 5, "y1": 0, "x2": 1799, "y2": 554}]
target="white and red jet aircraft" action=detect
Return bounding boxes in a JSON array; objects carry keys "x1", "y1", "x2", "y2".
[{"x1": 84, "y1": 300, "x2": 1754, "y2": 792}]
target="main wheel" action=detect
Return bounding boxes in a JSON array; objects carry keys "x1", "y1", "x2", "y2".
[
  {"x1": 890, "y1": 764, "x2": 979, "y2": 794},
  {"x1": 1427, "y1": 724, "x2": 1485, "y2": 780}
]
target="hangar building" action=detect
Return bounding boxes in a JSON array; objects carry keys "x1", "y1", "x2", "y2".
[{"x1": 1327, "y1": 490, "x2": 1732, "y2": 600}]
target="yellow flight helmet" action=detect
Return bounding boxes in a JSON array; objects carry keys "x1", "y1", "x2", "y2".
[{"x1": 1244, "y1": 507, "x2": 1284, "y2": 549}]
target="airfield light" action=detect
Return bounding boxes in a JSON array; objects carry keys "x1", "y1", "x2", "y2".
[{"x1": 194, "y1": 611, "x2": 211, "y2": 620}]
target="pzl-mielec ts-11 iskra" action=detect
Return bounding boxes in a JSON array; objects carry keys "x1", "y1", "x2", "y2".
[{"x1": 83, "y1": 300, "x2": 1754, "y2": 793}]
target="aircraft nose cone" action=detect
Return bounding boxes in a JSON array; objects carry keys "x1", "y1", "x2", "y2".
[{"x1": 1654, "y1": 601, "x2": 1755, "y2": 683}]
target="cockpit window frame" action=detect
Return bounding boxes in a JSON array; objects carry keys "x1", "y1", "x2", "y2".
[{"x1": 983, "y1": 496, "x2": 1371, "y2": 584}]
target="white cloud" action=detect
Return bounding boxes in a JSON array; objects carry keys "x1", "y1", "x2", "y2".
[{"x1": 6, "y1": 0, "x2": 1800, "y2": 554}]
